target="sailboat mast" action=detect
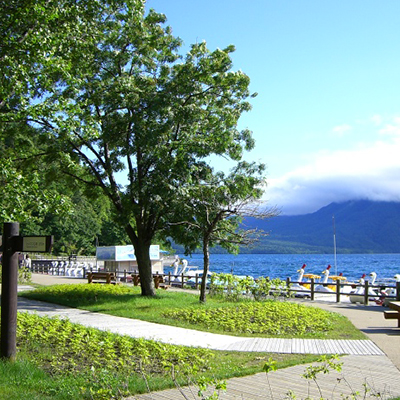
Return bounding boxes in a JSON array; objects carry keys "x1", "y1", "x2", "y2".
[{"x1": 332, "y1": 215, "x2": 337, "y2": 275}]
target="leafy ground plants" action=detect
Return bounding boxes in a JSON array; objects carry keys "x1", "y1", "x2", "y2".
[
  {"x1": 15, "y1": 311, "x2": 213, "y2": 398},
  {"x1": 0, "y1": 309, "x2": 319, "y2": 399},
  {"x1": 163, "y1": 300, "x2": 342, "y2": 337}
]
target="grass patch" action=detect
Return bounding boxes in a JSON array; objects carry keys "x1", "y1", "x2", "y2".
[
  {"x1": 21, "y1": 283, "x2": 366, "y2": 339},
  {"x1": 0, "y1": 310, "x2": 320, "y2": 399}
]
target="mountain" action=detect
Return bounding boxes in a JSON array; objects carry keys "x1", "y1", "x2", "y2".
[{"x1": 242, "y1": 200, "x2": 400, "y2": 254}]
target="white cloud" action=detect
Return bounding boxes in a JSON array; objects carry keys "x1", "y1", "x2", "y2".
[
  {"x1": 331, "y1": 124, "x2": 351, "y2": 137},
  {"x1": 379, "y1": 117, "x2": 400, "y2": 136},
  {"x1": 371, "y1": 114, "x2": 383, "y2": 126},
  {"x1": 264, "y1": 117, "x2": 400, "y2": 215}
]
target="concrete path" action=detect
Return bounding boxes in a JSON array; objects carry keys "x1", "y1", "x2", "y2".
[
  {"x1": 16, "y1": 297, "x2": 384, "y2": 356},
  {"x1": 14, "y1": 274, "x2": 400, "y2": 399}
]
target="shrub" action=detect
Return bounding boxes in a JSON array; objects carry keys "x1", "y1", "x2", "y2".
[
  {"x1": 0, "y1": 265, "x2": 32, "y2": 284},
  {"x1": 209, "y1": 273, "x2": 290, "y2": 301}
]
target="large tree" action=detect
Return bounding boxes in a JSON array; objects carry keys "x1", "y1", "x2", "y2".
[{"x1": 2, "y1": 1, "x2": 258, "y2": 296}]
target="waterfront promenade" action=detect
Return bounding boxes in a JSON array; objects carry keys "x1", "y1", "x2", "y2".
[{"x1": 13, "y1": 274, "x2": 400, "y2": 398}]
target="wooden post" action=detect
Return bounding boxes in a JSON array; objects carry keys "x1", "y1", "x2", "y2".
[
  {"x1": 286, "y1": 277, "x2": 291, "y2": 297},
  {"x1": 396, "y1": 282, "x2": 400, "y2": 301},
  {"x1": 181, "y1": 272, "x2": 184, "y2": 288},
  {"x1": 336, "y1": 280, "x2": 340, "y2": 303},
  {"x1": 1, "y1": 222, "x2": 19, "y2": 361},
  {"x1": 310, "y1": 278, "x2": 315, "y2": 301},
  {"x1": 364, "y1": 281, "x2": 369, "y2": 305},
  {"x1": 195, "y1": 274, "x2": 199, "y2": 290}
]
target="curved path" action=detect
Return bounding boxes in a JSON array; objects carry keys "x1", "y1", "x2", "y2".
[{"x1": 16, "y1": 297, "x2": 383, "y2": 356}]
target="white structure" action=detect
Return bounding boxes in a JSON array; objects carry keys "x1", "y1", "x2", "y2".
[
  {"x1": 315, "y1": 265, "x2": 335, "y2": 293},
  {"x1": 96, "y1": 245, "x2": 163, "y2": 274},
  {"x1": 290, "y1": 264, "x2": 310, "y2": 297}
]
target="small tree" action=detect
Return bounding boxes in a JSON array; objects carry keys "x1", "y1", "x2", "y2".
[{"x1": 170, "y1": 161, "x2": 279, "y2": 303}]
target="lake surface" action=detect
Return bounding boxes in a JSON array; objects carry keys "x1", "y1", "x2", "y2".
[{"x1": 173, "y1": 253, "x2": 400, "y2": 283}]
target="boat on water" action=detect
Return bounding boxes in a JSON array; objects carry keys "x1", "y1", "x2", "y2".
[
  {"x1": 314, "y1": 265, "x2": 335, "y2": 293},
  {"x1": 167, "y1": 257, "x2": 210, "y2": 286},
  {"x1": 289, "y1": 264, "x2": 312, "y2": 298}
]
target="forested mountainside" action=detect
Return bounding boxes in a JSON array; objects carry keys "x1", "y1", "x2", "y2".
[{"x1": 241, "y1": 200, "x2": 400, "y2": 254}]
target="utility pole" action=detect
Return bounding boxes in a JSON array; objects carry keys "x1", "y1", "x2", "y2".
[{"x1": 332, "y1": 215, "x2": 337, "y2": 276}]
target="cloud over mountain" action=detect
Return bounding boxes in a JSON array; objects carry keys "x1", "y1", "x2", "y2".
[{"x1": 264, "y1": 116, "x2": 400, "y2": 215}]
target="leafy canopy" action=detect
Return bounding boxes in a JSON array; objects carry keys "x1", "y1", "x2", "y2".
[{"x1": 1, "y1": 0, "x2": 260, "y2": 295}]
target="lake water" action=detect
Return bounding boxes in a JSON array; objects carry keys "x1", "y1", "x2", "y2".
[{"x1": 173, "y1": 253, "x2": 400, "y2": 283}]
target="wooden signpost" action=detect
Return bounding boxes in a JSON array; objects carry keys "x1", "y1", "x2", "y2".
[{"x1": 0, "y1": 222, "x2": 53, "y2": 361}]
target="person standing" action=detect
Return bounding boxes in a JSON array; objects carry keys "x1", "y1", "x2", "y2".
[{"x1": 24, "y1": 254, "x2": 32, "y2": 269}]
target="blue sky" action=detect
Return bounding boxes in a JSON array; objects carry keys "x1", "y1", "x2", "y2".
[{"x1": 146, "y1": 0, "x2": 400, "y2": 215}]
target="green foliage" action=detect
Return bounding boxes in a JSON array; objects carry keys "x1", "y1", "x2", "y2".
[
  {"x1": 1, "y1": 0, "x2": 260, "y2": 295},
  {"x1": 22, "y1": 190, "x2": 105, "y2": 256},
  {"x1": 0, "y1": 157, "x2": 69, "y2": 225},
  {"x1": 262, "y1": 357, "x2": 277, "y2": 374},
  {"x1": 169, "y1": 163, "x2": 272, "y2": 302},
  {"x1": 15, "y1": 311, "x2": 213, "y2": 398},
  {"x1": 163, "y1": 300, "x2": 340, "y2": 338},
  {"x1": 0, "y1": 304, "x2": 321, "y2": 399},
  {"x1": 0, "y1": 265, "x2": 31, "y2": 284},
  {"x1": 23, "y1": 283, "x2": 135, "y2": 305},
  {"x1": 301, "y1": 355, "x2": 345, "y2": 400},
  {"x1": 17, "y1": 311, "x2": 211, "y2": 376},
  {"x1": 209, "y1": 273, "x2": 290, "y2": 301},
  {"x1": 18, "y1": 266, "x2": 31, "y2": 283},
  {"x1": 197, "y1": 377, "x2": 227, "y2": 400}
]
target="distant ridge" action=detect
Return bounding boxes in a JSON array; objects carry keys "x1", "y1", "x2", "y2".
[{"x1": 242, "y1": 200, "x2": 400, "y2": 254}]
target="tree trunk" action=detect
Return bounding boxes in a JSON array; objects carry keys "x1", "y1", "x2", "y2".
[
  {"x1": 134, "y1": 242, "x2": 156, "y2": 296},
  {"x1": 200, "y1": 239, "x2": 210, "y2": 303},
  {"x1": 125, "y1": 225, "x2": 156, "y2": 296}
]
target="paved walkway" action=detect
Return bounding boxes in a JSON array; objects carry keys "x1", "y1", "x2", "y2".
[
  {"x1": 13, "y1": 274, "x2": 400, "y2": 398},
  {"x1": 16, "y1": 297, "x2": 384, "y2": 356}
]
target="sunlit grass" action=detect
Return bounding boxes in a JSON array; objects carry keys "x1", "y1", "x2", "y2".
[{"x1": 0, "y1": 306, "x2": 322, "y2": 399}]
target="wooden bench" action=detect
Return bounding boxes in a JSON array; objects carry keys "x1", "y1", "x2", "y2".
[
  {"x1": 87, "y1": 272, "x2": 116, "y2": 284},
  {"x1": 132, "y1": 274, "x2": 140, "y2": 286},
  {"x1": 384, "y1": 310, "x2": 400, "y2": 327},
  {"x1": 154, "y1": 275, "x2": 170, "y2": 290}
]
